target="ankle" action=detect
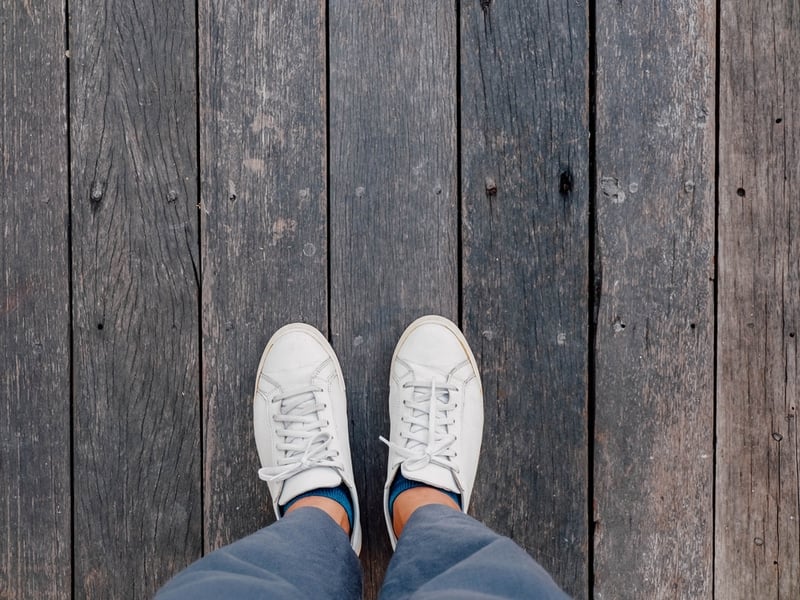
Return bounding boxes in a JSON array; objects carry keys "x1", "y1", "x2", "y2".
[
  {"x1": 285, "y1": 496, "x2": 351, "y2": 535},
  {"x1": 391, "y1": 486, "x2": 459, "y2": 538}
]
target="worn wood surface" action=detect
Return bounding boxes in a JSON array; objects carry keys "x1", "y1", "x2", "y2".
[
  {"x1": 6, "y1": 1, "x2": 800, "y2": 597},
  {"x1": 716, "y1": 0, "x2": 800, "y2": 596},
  {"x1": 329, "y1": 1, "x2": 458, "y2": 595},
  {"x1": 0, "y1": 3, "x2": 70, "y2": 599},
  {"x1": 69, "y1": 0, "x2": 201, "y2": 596},
  {"x1": 199, "y1": 0, "x2": 328, "y2": 551},
  {"x1": 593, "y1": 0, "x2": 716, "y2": 597},
  {"x1": 460, "y1": 1, "x2": 589, "y2": 596}
]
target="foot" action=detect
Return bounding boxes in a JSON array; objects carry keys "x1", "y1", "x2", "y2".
[
  {"x1": 381, "y1": 315, "x2": 484, "y2": 548},
  {"x1": 253, "y1": 323, "x2": 362, "y2": 553}
]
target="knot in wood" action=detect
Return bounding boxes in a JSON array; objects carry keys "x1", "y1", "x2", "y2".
[
  {"x1": 485, "y1": 176, "x2": 497, "y2": 197},
  {"x1": 559, "y1": 169, "x2": 573, "y2": 195}
]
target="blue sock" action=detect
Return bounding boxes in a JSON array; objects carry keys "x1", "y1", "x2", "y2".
[
  {"x1": 387, "y1": 472, "x2": 461, "y2": 519},
  {"x1": 282, "y1": 484, "x2": 354, "y2": 531}
]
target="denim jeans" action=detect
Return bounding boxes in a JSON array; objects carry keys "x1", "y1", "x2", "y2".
[{"x1": 156, "y1": 504, "x2": 569, "y2": 599}]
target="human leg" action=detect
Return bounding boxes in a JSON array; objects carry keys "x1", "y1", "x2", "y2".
[
  {"x1": 156, "y1": 507, "x2": 361, "y2": 600},
  {"x1": 378, "y1": 316, "x2": 569, "y2": 599},
  {"x1": 158, "y1": 323, "x2": 363, "y2": 598},
  {"x1": 380, "y1": 503, "x2": 569, "y2": 600}
]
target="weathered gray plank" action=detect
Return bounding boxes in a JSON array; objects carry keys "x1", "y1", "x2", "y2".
[
  {"x1": 716, "y1": 0, "x2": 800, "y2": 596},
  {"x1": 329, "y1": 1, "x2": 458, "y2": 595},
  {"x1": 593, "y1": 1, "x2": 716, "y2": 597},
  {"x1": 199, "y1": 0, "x2": 328, "y2": 549},
  {"x1": 460, "y1": 1, "x2": 589, "y2": 596},
  {"x1": 69, "y1": 0, "x2": 201, "y2": 596},
  {"x1": 0, "y1": 3, "x2": 70, "y2": 599}
]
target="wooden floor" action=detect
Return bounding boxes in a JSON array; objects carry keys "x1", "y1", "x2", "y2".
[{"x1": 2, "y1": 1, "x2": 798, "y2": 598}]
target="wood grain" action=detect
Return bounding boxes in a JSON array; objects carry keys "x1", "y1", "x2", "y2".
[
  {"x1": 69, "y1": 0, "x2": 201, "y2": 596},
  {"x1": 329, "y1": 2, "x2": 458, "y2": 595},
  {"x1": 0, "y1": 3, "x2": 70, "y2": 599},
  {"x1": 460, "y1": 1, "x2": 589, "y2": 596},
  {"x1": 716, "y1": 0, "x2": 800, "y2": 596},
  {"x1": 199, "y1": 0, "x2": 328, "y2": 550},
  {"x1": 593, "y1": 1, "x2": 716, "y2": 597}
]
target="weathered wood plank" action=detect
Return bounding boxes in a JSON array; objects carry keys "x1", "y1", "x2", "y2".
[
  {"x1": 199, "y1": 0, "x2": 328, "y2": 550},
  {"x1": 69, "y1": 1, "x2": 200, "y2": 596},
  {"x1": 0, "y1": 3, "x2": 70, "y2": 599},
  {"x1": 329, "y1": 2, "x2": 458, "y2": 595},
  {"x1": 460, "y1": 1, "x2": 589, "y2": 596},
  {"x1": 716, "y1": 0, "x2": 800, "y2": 596},
  {"x1": 593, "y1": 1, "x2": 716, "y2": 597}
]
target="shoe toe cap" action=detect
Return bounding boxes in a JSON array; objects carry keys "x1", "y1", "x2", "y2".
[
  {"x1": 397, "y1": 321, "x2": 468, "y2": 368},
  {"x1": 262, "y1": 327, "x2": 330, "y2": 374}
]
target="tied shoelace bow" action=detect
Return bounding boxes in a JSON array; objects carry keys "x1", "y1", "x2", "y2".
[
  {"x1": 380, "y1": 380, "x2": 460, "y2": 473},
  {"x1": 258, "y1": 384, "x2": 343, "y2": 483}
]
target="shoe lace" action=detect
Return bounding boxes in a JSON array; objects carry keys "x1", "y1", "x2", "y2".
[
  {"x1": 258, "y1": 384, "x2": 343, "y2": 483},
  {"x1": 380, "y1": 380, "x2": 460, "y2": 473}
]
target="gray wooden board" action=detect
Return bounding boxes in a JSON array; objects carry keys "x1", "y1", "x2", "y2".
[
  {"x1": 69, "y1": 0, "x2": 201, "y2": 596},
  {"x1": 593, "y1": 1, "x2": 716, "y2": 597},
  {"x1": 329, "y1": 1, "x2": 458, "y2": 595},
  {"x1": 716, "y1": 0, "x2": 800, "y2": 595},
  {"x1": 199, "y1": 0, "x2": 329, "y2": 550},
  {"x1": 460, "y1": 1, "x2": 589, "y2": 596},
  {"x1": 0, "y1": 3, "x2": 71, "y2": 599}
]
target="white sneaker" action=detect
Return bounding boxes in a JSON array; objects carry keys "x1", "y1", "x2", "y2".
[
  {"x1": 253, "y1": 323, "x2": 362, "y2": 554},
  {"x1": 380, "y1": 315, "x2": 484, "y2": 548}
]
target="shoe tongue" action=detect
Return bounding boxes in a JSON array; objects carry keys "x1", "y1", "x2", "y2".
[
  {"x1": 400, "y1": 463, "x2": 460, "y2": 495},
  {"x1": 279, "y1": 467, "x2": 342, "y2": 505}
]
